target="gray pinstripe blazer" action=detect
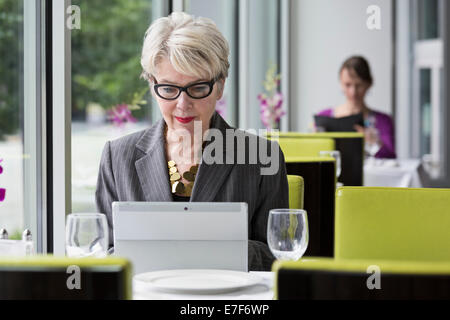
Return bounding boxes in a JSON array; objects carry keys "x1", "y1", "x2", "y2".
[{"x1": 95, "y1": 112, "x2": 289, "y2": 271}]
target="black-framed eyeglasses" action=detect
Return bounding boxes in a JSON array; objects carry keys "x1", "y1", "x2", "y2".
[{"x1": 153, "y1": 79, "x2": 216, "y2": 100}]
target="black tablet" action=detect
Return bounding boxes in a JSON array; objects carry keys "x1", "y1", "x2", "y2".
[{"x1": 314, "y1": 113, "x2": 364, "y2": 132}]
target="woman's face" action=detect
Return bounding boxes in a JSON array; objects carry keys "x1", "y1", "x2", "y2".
[
  {"x1": 340, "y1": 68, "x2": 371, "y2": 104},
  {"x1": 152, "y1": 58, "x2": 225, "y2": 135}
]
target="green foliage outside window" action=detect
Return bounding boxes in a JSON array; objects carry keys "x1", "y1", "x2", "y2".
[
  {"x1": 0, "y1": 0, "x2": 153, "y2": 141},
  {"x1": 72, "y1": 0, "x2": 153, "y2": 120},
  {"x1": 0, "y1": 0, "x2": 23, "y2": 141}
]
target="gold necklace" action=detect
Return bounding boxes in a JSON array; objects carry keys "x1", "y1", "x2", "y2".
[
  {"x1": 164, "y1": 124, "x2": 201, "y2": 197},
  {"x1": 168, "y1": 160, "x2": 199, "y2": 196}
]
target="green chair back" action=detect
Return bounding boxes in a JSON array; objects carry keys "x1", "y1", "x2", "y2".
[
  {"x1": 335, "y1": 187, "x2": 450, "y2": 262},
  {"x1": 267, "y1": 132, "x2": 364, "y2": 186},
  {"x1": 277, "y1": 137, "x2": 335, "y2": 158},
  {"x1": 0, "y1": 256, "x2": 132, "y2": 299},
  {"x1": 273, "y1": 257, "x2": 450, "y2": 300},
  {"x1": 287, "y1": 175, "x2": 304, "y2": 209},
  {"x1": 268, "y1": 132, "x2": 364, "y2": 139}
]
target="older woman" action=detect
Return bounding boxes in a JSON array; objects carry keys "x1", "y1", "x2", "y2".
[{"x1": 96, "y1": 12, "x2": 289, "y2": 271}]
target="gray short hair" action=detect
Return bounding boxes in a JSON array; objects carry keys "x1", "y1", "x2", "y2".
[{"x1": 141, "y1": 12, "x2": 230, "y2": 82}]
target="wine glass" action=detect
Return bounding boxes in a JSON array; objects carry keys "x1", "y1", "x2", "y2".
[
  {"x1": 66, "y1": 213, "x2": 109, "y2": 258},
  {"x1": 319, "y1": 150, "x2": 341, "y2": 180},
  {"x1": 365, "y1": 129, "x2": 381, "y2": 157},
  {"x1": 267, "y1": 209, "x2": 308, "y2": 261}
]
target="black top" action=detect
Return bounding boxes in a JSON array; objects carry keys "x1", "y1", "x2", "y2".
[{"x1": 172, "y1": 194, "x2": 191, "y2": 202}]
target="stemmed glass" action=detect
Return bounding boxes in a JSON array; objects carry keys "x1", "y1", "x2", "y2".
[
  {"x1": 267, "y1": 209, "x2": 308, "y2": 261},
  {"x1": 319, "y1": 150, "x2": 341, "y2": 180},
  {"x1": 65, "y1": 213, "x2": 109, "y2": 258}
]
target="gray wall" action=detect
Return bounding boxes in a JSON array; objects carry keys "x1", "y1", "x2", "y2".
[{"x1": 290, "y1": 0, "x2": 393, "y2": 132}]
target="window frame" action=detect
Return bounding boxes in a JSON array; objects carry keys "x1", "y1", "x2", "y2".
[
  {"x1": 51, "y1": 0, "x2": 71, "y2": 255},
  {"x1": 22, "y1": 0, "x2": 47, "y2": 253}
]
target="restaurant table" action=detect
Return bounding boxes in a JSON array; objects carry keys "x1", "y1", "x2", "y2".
[
  {"x1": 363, "y1": 158, "x2": 423, "y2": 188},
  {"x1": 133, "y1": 271, "x2": 274, "y2": 300}
]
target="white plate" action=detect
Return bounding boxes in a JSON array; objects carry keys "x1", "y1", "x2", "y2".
[{"x1": 133, "y1": 269, "x2": 263, "y2": 294}]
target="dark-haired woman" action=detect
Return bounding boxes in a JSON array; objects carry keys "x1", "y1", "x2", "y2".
[{"x1": 316, "y1": 56, "x2": 396, "y2": 159}]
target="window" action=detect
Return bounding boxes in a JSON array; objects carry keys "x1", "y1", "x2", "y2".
[
  {"x1": 417, "y1": 0, "x2": 439, "y2": 40},
  {"x1": 184, "y1": 0, "x2": 238, "y2": 126},
  {"x1": 419, "y1": 69, "x2": 431, "y2": 156},
  {"x1": 184, "y1": 0, "x2": 282, "y2": 130},
  {"x1": 71, "y1": 0, "x2": 166, "y2": 214},
  {"x1": 411, "y1": 0, "x2": 445, "y2": 180},
  {"x1": 0, "y1": 0, "x2": 24, "y2": 239},
  {"x1": 239, "y1": 0, "x2": 281, "y2": 130},
  {"x1": 0, "y1": 0, "x2": 44, "y2": 249}
]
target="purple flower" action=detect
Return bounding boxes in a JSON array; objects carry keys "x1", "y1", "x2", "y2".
[
  {"x1": 258, "y1": 91, "x2": 285, "y2": 129},
  {"x1": 216, "y1": 97, "x2": 227, "y2": 118},
  {"x1": 0, "y1": 159, "x2": 4, "y2": 202},
  {"x1": 258, "y1": 64, "x2": 285, "y2": 129},
  {"x1": 107, "y1": 104, "x2": 137, "y2": 127}
]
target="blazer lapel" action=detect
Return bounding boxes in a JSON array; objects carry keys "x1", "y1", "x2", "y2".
[
  {"x1": 134, "y1": 119, "x2": 172, "y2": 202},
  {"x1": 191, "y1": 112, "x2": 235, "y2": 202}
]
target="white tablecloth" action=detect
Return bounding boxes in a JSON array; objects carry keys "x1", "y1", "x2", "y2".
[
  {"x1": 133, "y1": 271, "x2": 274, "y2": 300},
  {"x1": 363, "y1": 159, "x2": 423, "y2": 188}
]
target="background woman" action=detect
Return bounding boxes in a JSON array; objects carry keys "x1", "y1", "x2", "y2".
[{"x1": 316, "y1": 56, "x2": 396, "y2": 159}]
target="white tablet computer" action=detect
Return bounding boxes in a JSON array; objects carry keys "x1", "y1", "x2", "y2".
[{"x1": 112, "y1": 202, "x2": 248, "y2": 274}]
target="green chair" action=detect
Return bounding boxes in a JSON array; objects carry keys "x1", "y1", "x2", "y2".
[
  {"x1": 273, "y1": 257, "x2": 450, "y2": 300},
  {"x1": 335, "y1": 187, "x2": 450, "y2": 262},
  {"x1": 287, "y1": 175, "x2": 304, "y2": 209},
  {"x1": 268, "y1": 132, "x2": 364, "y2": 186},
  {"x1": 277, "y1": 137, "x2": 335, "y2": 158},
  {"x1": 0, "y1": 256, "x2": 132, "y2": 299},
  {"x1": 285, "y1": 157, "x2": 336, "y2": 257}
]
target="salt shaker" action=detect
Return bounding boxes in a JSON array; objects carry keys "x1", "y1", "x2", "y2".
[
  {"x1": 22, "y1": 229, "x2": 32, "y2": 241},
  {"x1": 22, "y1": 229, "x2": 34, "y2": 255},
  {"x1": 0, "y1": 229, "x2": 8, "y2": 240}
]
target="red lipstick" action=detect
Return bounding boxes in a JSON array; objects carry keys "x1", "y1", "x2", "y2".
[{"x1": 175, "y1": 116, "x2": 195, "y2": 124}]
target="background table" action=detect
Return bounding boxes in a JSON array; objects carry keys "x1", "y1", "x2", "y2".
[
  {"x1": 364, "y1": 159, "x2": 423, "y2": 188},
  {"x1": 133, "y1": 271, "x2": 274, "y2": 300}
]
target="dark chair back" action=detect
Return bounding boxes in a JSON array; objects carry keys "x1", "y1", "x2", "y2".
[
  {"x1": 274, "y1": 258, "x2": 450, "y2": 300},
  {"x1": 269, "y1": 133, "x2": 364, "y2": 186},
  {"x1": 285, "y1": 157, "x2": 336, "y2": 257},
  {"x1": 0, "y1": 256, "x2": 132, "y2": 300}
]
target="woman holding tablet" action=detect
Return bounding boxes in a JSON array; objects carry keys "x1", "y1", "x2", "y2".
[
  {"x1": 95, "y1": 12, "x2": 289, "y2": 271},
  {"x1": 316, "y1": 56, "x2": 396, "y2": 159}
]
